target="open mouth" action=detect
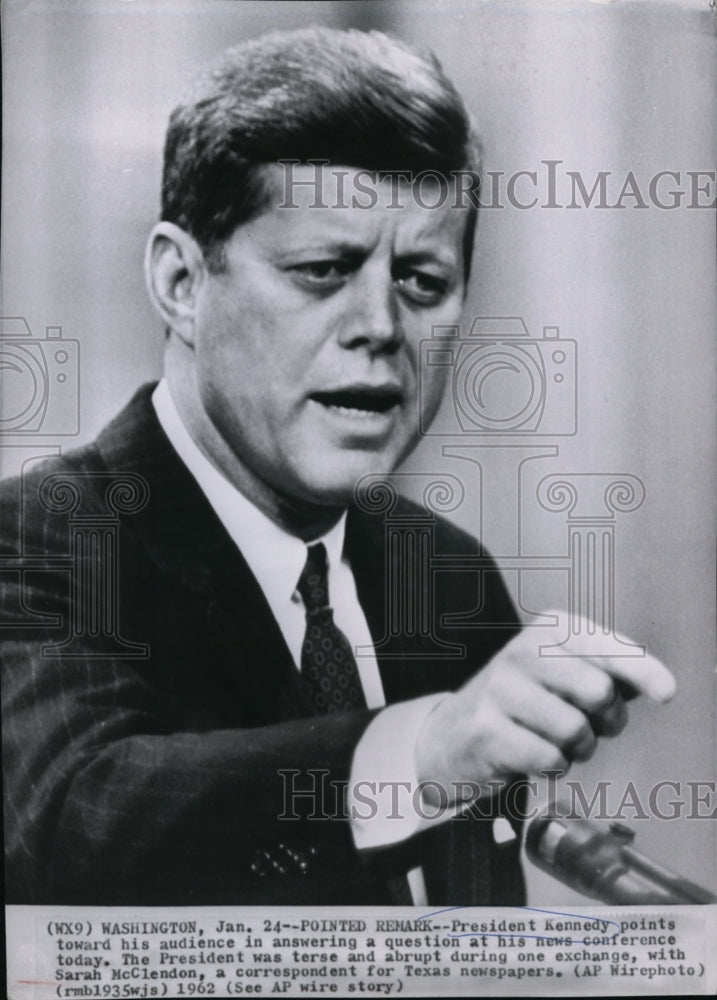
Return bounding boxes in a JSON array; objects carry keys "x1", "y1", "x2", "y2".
[{"x1": 311, "y1": 386, "x2": 403, "y2": 417}]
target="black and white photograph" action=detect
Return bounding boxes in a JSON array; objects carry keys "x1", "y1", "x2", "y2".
[{"x1": 1, "y1": 0, "x2": 715, "y2": 995}]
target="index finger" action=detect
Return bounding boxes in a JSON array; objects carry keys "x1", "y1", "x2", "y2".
[
  {"x1": 545, "y1": 613, "x2": 677, "y2": 702},
  {"x1": 573, "y1": 647, "x2": 675, "y2": 703}
]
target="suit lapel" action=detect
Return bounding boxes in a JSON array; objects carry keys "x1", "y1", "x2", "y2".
[{"x1": 94, "y1": 383, "x2": 312, "y2": 722}]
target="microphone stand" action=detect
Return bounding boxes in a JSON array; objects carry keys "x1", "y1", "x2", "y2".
[{"x1": 525, "y1": 808, "x2": 717, "y2": 905}]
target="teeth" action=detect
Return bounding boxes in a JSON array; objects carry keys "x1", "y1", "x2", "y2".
[{"x1": 329, "y1": 404, "x2": 385, "y2": 418}]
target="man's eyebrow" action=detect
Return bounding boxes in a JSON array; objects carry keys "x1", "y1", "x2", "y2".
[
  {"x1": 394, "y1": 249, "x2": 459, "y2": 271},
  {"x1": 269, "y1": 240, "x2": 372, "y2": 261}
]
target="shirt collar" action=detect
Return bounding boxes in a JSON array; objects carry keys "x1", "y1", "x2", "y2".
[{"x1": 152, "y1": 379, "x2": 348, "y2": 606}]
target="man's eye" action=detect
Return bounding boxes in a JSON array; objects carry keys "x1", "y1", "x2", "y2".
[
  {"x1": 288, "y1": 261, "x2": 352, "y2": 287},
  {"x1": 395, "y1": 271, "x2": 450, "y2": 306}
]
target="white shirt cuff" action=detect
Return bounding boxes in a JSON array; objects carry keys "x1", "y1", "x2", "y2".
[{"x1": 349, "y1": 692, "x2": 468, "y2": 851}]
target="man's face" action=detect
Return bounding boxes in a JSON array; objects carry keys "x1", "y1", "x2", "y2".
[{"x1": 191, "y1": 164, "x2": 469, "y2": 510}]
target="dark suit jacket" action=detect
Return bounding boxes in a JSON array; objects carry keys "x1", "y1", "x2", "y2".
[{"x1": 1, "y1": 384, "x2": 525, "y2": 905}]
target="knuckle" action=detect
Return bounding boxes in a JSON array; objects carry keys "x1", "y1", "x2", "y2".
[
  {"x1": 542, "y1": 744, "x2": 568, "y2": 773},
  {"x1": 587, "y1": 672, "x2": 615, "y2": 711},
  {"x1": 472, "y1": 704, "x2": 501, "y2": 743},
  {"x1": 495, "y1": 649, "x2": 524, "y2": 678},
  {"x1": 576, "y1": 739, "x2": 597, "y2": 762},
  {"x1": 485, "y1": 669, "x2": 517, "y2": 705},
  {"x1": 569, "y1": 724, "x2": 597, "y2": 762},
  {"x1": 564, "y1": 712, "x2": 592, "y2": 746}
]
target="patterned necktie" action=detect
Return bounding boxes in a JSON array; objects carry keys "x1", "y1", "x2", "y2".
[{"x1": 296, "y1": 542, "x2": 367, "y2": 713}]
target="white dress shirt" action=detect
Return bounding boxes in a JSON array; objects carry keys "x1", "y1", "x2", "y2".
[{"x1": 152, "y1": 380, "x2": 456, "y2": 903}]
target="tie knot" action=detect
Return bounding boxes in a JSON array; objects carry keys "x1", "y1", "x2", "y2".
[{"x1": 297, "y1": 542, "x2": 330, "y2": 614}]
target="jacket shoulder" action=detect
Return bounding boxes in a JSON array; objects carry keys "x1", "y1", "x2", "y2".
[{"x1": 0, "y1": 384, "x2": 158, "y2": 553}]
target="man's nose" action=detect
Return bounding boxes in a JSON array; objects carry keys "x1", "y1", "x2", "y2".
[{"x1": 336, "y1": 269, "x2": 403, "y2": 354}]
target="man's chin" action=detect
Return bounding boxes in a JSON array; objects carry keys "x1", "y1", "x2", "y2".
[{"x1": 285, "y1": 454, "x2": 402, "y2": 510}]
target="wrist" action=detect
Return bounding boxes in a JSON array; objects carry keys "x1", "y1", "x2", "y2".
[{"x1": 414, "y1": 693, "x2": 457, "y2": 804}]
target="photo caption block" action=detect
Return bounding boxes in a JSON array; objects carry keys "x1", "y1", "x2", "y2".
[{"x1": 6, "y1": 905, "x2": 717, "y2": 998}]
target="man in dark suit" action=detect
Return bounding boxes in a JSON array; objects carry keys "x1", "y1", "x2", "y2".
[{"x1": 1, "y1": 27, "x2": 674, "y2": 906}]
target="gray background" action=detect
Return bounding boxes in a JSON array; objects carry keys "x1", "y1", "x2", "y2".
[{"x1": 2, "y1": 0, "x2": 715, "y2": 903}]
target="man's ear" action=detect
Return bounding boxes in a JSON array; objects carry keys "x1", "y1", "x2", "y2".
[{"x1": 144, "y1": 222, "x2": 207, "y2": 347}]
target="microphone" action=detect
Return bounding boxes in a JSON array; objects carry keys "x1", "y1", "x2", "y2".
[{"x1": 525, "y1": 807, "x2": 717, "y2": 905}]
